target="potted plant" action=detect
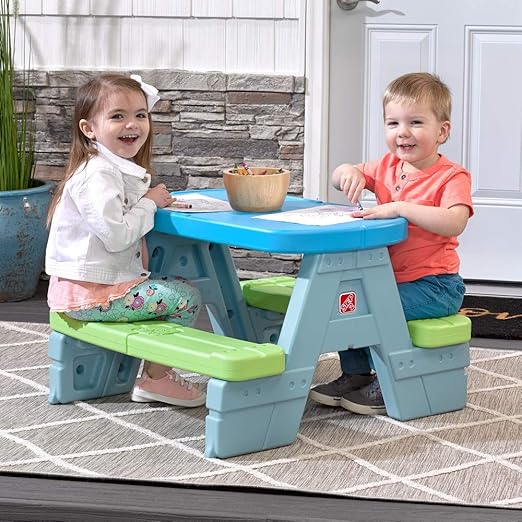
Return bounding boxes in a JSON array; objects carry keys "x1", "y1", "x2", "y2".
[{"x1": 0, "y1": 0, "x2": 53, "y2": 301}]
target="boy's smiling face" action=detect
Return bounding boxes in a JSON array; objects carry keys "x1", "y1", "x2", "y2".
[
  {"x1": 79, "y1": 89, "x2": 150, "y2": 160},
  {"x1": 384, "y1": 99, "x2": 450, "y2": 171}
]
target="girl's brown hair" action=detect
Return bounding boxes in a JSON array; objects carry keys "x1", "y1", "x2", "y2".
[
  {"x1": 46, "y1": 73, "x2": 154, "y2": 227},
  {"x1": 383, "y1": 72, "x2": 451, "y2": 123}
]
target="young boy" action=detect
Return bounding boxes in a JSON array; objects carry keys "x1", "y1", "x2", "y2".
[{"x1": 310, "y1": 72, "x2": 474, "y2": 415}]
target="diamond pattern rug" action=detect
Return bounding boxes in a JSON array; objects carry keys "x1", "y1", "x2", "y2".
[{"x1": 0, "y1": 321, "x2": 521, "y2": 509}]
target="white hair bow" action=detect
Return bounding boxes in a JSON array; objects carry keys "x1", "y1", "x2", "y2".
[{"x1": 130, "y1": 74, "x2": 160, "y2": 112}]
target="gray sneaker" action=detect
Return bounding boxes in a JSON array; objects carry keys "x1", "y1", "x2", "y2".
[
  {"x1": 340, "y1": 378, "x2": 386, "y2": 415},
  {"x1": 309, "y1": 373, "x2": 376, "y2": 407}
]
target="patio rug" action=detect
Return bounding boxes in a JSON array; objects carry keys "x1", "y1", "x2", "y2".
[
  {"x1": 460, "y1": 295, "x2": 522, "y2": 340},
  {"x1": 0, "y1": 321, "x2": 521, "y2": 510}
]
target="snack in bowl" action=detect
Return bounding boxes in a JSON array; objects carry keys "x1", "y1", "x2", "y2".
[{"x1": 223, "y1": 164, "x2": 290, "y2": 212}]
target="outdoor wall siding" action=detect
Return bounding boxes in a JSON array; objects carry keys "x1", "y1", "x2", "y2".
[
  {"x1": 29, "y1": 69, "x2": 304, "y2": 277},
  {"x1": 14, "y1": 0, "x2": 306, "y2": 75}
]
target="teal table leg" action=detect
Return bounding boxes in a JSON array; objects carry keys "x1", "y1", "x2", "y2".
[
  {"x1": 146, "y1": 232, "x2": 256, "y2": 341},
  {"x1": 214, "y1": 247, "x2": 413, "y2": 456},
  {"x1": 204, "y1": 367, "x2": 311, "y2": 458},
  {"x1": 204, "y1": 247, "x2": 413, "y2": 457},
  {"x1": 207, "y1": 243, "x2": 257, "y2": 341}
]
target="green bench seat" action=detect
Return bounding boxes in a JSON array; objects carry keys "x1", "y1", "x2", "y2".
[
  {"x1": 406, "y1": 314, "x2": 471, "y2": 348},
  {"x1": 49, "y1": 312, "x2": 285, "y2": 382},
  {"x1": 240, "y1": 276, "x2": 296, "y2": 314},
  {"x1": 240, "y1": 276, "x2": 471, "y2": 347}
]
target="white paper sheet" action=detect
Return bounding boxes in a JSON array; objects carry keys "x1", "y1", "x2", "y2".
[
  {"x1": 164, "y1": 194, "x2": 233, "y2": 213},
  {"x1": 255, "y1": 204, "x2": 363, "y2": 226}
]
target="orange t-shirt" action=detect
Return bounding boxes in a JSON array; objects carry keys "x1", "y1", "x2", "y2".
[{"x1": 357, "y1": 153, "x2": 474, "y2": 284}]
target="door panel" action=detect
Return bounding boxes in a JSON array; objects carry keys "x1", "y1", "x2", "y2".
[{"x1": 328, "y1": 0, "x2": 522, "y2": 281}]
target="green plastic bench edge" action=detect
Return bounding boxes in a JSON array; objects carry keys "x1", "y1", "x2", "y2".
[
  {"x1": 240, "y1": 276, "x2": 471, "y2": 348},
  {"x1": 50, "y1": 312, "x2": 133, "y2": 354},
  {"x1": 49, "y1": 312, "x2": 285, "y2": 382},
  {"x1": 406, "y1": 314, "x2": 472, "y2": 348},
  {"x1": 240, "y1": 276, "x2": 295, "y2": 314}
]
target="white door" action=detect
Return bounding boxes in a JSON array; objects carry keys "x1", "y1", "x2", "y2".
[{"x1": 327, "y1": 0, "x2": 522, "y2": 282}]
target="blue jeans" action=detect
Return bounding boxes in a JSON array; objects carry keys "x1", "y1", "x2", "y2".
[{"x1": 339, "y1": 274, "x2": 466, "y2": 375}]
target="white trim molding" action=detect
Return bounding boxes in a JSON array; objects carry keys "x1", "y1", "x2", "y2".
[{"x1": 302, "y1": 0, "x2": 329, "y2": 201}]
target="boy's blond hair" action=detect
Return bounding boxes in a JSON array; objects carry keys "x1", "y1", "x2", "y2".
[{"x1": 383, "y1": 72, "x2": 451, "y2": 123}]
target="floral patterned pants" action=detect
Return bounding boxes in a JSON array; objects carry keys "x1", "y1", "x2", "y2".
[{"x1": 65, "y1": 277, "x2": 201, "y2": 327}]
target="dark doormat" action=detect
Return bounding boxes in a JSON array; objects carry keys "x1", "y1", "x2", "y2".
[{"x1": 460, "y1": 295, "x2": 522, "y2": 339}]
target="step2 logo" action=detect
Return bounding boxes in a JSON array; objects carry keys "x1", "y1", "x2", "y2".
[{"x1": 339, "y1": 291, "x2": 356, "y2": 314}]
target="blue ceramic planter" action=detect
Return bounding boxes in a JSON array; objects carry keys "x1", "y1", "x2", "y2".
[{"x1": 0, "y1": 181, "x2": 53, "y2": 302}]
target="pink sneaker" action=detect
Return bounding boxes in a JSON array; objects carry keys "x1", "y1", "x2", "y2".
[{"x1": 131, "y1": 370, "x2": 206, "y2": 407}]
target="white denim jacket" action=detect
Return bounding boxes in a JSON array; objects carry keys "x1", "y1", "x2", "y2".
[{"x1": 45, "y1": 144, "x2": 157, "y2": 284}]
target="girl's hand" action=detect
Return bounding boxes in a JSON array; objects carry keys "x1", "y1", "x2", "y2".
[
  {"x1": 331, "y1": 163, "x2": 366, "y2": 204},
  {"x1": 143, "y1": 183, "x2": 175, "y2": 208},
  {"x1": 351, "y1": 202, "x2": 401, "y2": 220}
]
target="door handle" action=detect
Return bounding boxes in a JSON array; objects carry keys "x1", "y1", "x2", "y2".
[{"x1": 337, "y1": 0, "x2": 380, "y2": 11}]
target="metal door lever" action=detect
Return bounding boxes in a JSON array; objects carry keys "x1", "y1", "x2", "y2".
[{"x1": 337, "y1": 0, "x2": 380, "y2": 11}]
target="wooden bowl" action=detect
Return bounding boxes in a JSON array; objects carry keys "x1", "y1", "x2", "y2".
[{"x1": 223, "y1": 167, "x2": 290, "y2": 212}]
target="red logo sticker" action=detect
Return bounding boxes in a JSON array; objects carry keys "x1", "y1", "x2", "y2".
[{"x1": 339, "y1": 292, "x2": 356, "y2": 314}]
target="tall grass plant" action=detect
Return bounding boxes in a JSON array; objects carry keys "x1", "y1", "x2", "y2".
[{"x1": 0, "y1": 0, "x2": 34, "y2": 191}]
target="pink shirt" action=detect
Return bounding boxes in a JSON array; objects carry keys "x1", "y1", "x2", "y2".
[
  {"x1": 48, "y1": 276, "x2": 147, "y2": 312},
  {"x1": 358, "y1": 153, "x2": 474, "y2": 283},
  {"x1": 48, "y1": 239, "x2": 150, "y2": 312}
]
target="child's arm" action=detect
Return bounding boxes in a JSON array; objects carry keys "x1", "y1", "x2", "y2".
[
  {"x1": 352, "y1": 202, "x2": 470, "y2": 237},
  {"x1": 143, "y1": 183, "x2": 175, "y2": 208},
  {"x1": 331, "y1": 163, "x2": 366, "y2": 205}
]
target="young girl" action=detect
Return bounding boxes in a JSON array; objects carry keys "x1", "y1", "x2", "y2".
[
  {"x1": 310, "y1": 72, "x2": 474, "y2": 415},
  {"x1": 45, "y1": 73, "x2": 205, "y2": 407}
]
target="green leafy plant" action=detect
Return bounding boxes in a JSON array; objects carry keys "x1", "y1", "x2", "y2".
[{"x1": 0, "y1": 0, "x2": 34, "y2": 191}]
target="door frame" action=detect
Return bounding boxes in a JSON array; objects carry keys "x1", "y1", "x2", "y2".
[{"x1": 303, "y1": 0, "x2": 330, "y2": 201}]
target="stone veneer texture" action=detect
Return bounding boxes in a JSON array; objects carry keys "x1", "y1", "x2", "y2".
[{"x1": 25, "y1": 70, "x2": 305, "y2": 277}]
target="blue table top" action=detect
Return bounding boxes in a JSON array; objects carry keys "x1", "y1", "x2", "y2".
[{"x1": 154, "y1": 189, "x2": 407, "y2": 254}]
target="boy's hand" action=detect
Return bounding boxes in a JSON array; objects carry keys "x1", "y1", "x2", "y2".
[
  {"x1": 332, "y1": 163, "x2": 366, "y2": 205},
  {"x1": 351, "y1": 202, "x2": 401, "y2": 219},
  {"x1": 143, "y1": 183, "x2": 176, "y2": 208},
  {"x1": 352, "y1": 202, "x2": 470, "y2": 237}
]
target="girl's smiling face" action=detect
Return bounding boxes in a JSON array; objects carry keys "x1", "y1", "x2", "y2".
[
  {"x1": 384, "y1": 99, "x2": 450, "y2": 171},
  {"x1": 79, "y1": 89, "x2": 150, "y2": 160}
]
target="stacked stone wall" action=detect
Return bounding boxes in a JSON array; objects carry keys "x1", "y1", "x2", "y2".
[{"x1": 26, "y1": 70, "x2": 305, "y2": 278}]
